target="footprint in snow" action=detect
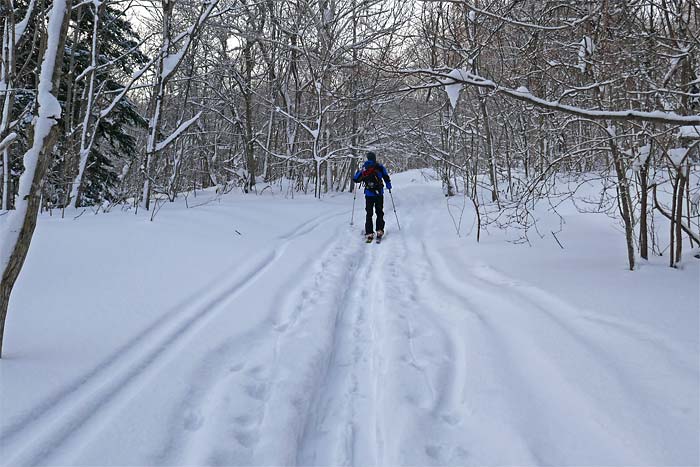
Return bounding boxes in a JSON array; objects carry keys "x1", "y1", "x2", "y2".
[
  {"x1": 425, "y1": 444, "x2": 446, "y2": 463},
  {"x1": 425, "y1": 444, "x2": 469, "y2": 464},
  {"x1": 440, "y1": 413, "x2": 461, "y2": 426},
  {"x1": 233, "y1": 414, "x2": 254, "y2": 426},
  {"x1": 273, "y1": 322, "x2": 289, "y2": 333},
  {"x1": 244, "y1": 382, "x2": 269, "y2": 401},
  {"x1": 183, "y1": 409, "x2": 204, "y2": 432},
  {"x1": 452, "y1": 446, "x2": 470, "y2": 462},
  {"x1": 246, "y1": 364, "x2": 269, "y2": 379},
  {"x1": 234, "y1": 430, "x2": 259, "y2": 448}
]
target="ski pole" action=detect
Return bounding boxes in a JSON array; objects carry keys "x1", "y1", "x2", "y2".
[
  {"x1": 350, "y1": 161, "x2": 362, "y2": 226},
  {"x1": 350, "y1": 180, "x2": 357, "y2": 225},
  {"x1": 389, "y1": 189, "x2": 400, "y2": 231}
]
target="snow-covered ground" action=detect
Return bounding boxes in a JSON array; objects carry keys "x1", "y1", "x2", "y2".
[{"x1": 1, "y1": 170, "x2": 698, "y2": 466}]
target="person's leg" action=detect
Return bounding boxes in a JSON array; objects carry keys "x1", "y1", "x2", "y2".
[
  {"x1": 376, "y1": 195, "x2": 385, "y2": 232},
  {"x1": 365, "y1": 196, "x2": 374, "y2": 235}
]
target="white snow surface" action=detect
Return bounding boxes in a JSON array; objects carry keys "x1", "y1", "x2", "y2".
[
  {"x1": 679, "y1": 125, "x2": 700, "y2": 139},
  {"x1": 669, "y1": 147, "x2": 689, "y2": 166},
  {"x1": 1, "y1": 171, "x2": 698, "y2": 466}
]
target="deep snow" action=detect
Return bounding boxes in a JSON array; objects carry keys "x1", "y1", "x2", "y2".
[{"x1": 1, "y1": 170, "x2": 698, "y2": 466}]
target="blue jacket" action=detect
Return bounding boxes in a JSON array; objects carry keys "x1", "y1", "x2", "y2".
[{"x1": 353, "y1": 160, "x2": 392, "y2": 197}]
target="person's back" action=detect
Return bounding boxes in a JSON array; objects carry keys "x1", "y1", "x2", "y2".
[{"x1": 353, "y1": 152, "x2": 392, "y2": 241}]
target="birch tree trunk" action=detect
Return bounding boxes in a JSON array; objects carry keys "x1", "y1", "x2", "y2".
[
  {"x1": 142, "y1": 0, "x2": 173, "y2": 211},
  {"x1": 1, "y1": 0, "x2": 33, "y2": 210},
  {"x1": 0, "y1": 0, "x2": 72, "y2": 357},
  {"x1": 1, "y1": 0, "x2": 16, "y2": 211},
  {"x1": 143, "y1": 0, "x2": 218, "y2": 209},
  {"x1": 69, "y1": 0, "x2": 106, "y2": 208}
]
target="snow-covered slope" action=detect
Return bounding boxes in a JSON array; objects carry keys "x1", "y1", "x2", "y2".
[{"x1": 1, "y1": 171, "x2": 698, "y2": 466}]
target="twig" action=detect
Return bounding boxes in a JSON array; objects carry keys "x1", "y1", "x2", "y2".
[{"x1": 551, "y1": 231, "x2": 565, "y2": 249}]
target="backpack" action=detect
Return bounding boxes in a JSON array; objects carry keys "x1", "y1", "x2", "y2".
[{"x1": 360, "y1": 165, "x2": 384, "y2": 194}]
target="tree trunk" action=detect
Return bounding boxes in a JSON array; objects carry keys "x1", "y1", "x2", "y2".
[
  {"x1": 479, "y1": 95, "x2": 498, "y2": 203},
  {"x1": 609, "y1": 136, "x2": 635, "y2": 271},
  {"x1": 1, "y1": 0, "x2": 16, "y2": 211},
  {"x1": 669, "y1": 173, "x2": 679, "y2": 267},
  {"x1": 674, "y1": 170, "x2": 686, "y2": 266},
  {"x1": 638, "y1": 162, "x2": 649, "y2": 260},
  {"x1": 0, "y1": 0, "x2": 72, "y2": 357},
  {"x1": 243, "y1": 42, "x2": 256, "y2": 193},
  {"x1": 70, "y1": 0, "x2": 105, "y2": 208}
]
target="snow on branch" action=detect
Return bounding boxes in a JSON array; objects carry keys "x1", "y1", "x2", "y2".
[
  {"x1": 662, "y1": 47, "x2": 689, "y2": 86},
  {"x1": 161, "y1": 45, "x2": 188, "y2": 80},
  {"x1": 274, "y1": 106, "x2": 317, "y2": 138},
  {"x1": 419, "y1": 0, "x2": 596, "y2": 31},
  {"x1": 14, "y1": 0, "x2": 36, "y2": 44},
  {"x1": 155, "y1": 111, "x2": 202, "y2": 152},
  {"x1": 0, "y1": 132, "x2": 17, "y2": 153},
  {"x1": 71, "y1": 0, "x2": 94, "y2": 9},
  {"x1": 75, "y1": 32, "x2": 155, "y2": 82},
  {"x1": 161, "y1": 0, "x2": 219, "y2": 81},
  {"x1": 99, "y1": 54, "x2": 159, "y2": 119},
  {"x1": 74, "y1": 65, "x2": 95, "y2": 83},
  {"x1": 410, "y1": 68, "x2": 700, "y2": 125},
  {"x1": 1, "y1": 0, "x2": 67, "y2": 267},
  {"x1": 442, "y1": 69, "x2": 468, "y2": 108}
]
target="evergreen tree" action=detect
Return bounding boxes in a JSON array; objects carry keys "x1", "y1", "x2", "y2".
[{"x1": 50, "y1": 2, "x2": 148, "y2": 207}]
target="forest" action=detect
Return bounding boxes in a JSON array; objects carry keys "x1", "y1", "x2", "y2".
[{"x1": 1, "y1": 2, "x2": 699, "y2": 465}]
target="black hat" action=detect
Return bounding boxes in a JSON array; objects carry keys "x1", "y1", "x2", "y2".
[{"x1": 366, "y1": 151, "x2": 377, "y2": 161}]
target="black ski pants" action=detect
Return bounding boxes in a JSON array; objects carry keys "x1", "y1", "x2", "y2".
[{"x1": 365, "y1": 195, "x2": 385, "y2": 235}]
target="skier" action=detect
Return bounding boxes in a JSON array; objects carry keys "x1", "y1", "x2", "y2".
[{"x1": 353, "y1": 151, "x2": 392, "y2": 242}]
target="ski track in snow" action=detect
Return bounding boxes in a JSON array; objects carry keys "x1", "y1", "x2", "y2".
[
  {"x1": 1, "y1": 184, "x2": 697, "y2": 466},
  {"x1": 413, "y1": 239, "x2": 692, "y2": 462},
  {"x1": 296, "y1": 229, "x2": 384, "y2": 466},
  {"x1": 0, "y1": 210, "x2": 343, "y2": 466},
  {"x1": 160, "y1": 216, "x2": 366, "y2": 466}
]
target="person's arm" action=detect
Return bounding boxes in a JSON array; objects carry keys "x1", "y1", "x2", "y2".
[
  {"x1": 353, "y1": 170, "x2": 363, "y2": 183},
  {"x1": 382, "y1": 166, "x2": 392, "y2": 190}
]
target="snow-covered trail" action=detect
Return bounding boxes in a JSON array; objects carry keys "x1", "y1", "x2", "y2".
[
  {"x1": 377, "y1": 197, "x2": 695, "y2": 466},
  {"x1": 1, "y1": 172, "x2": 698, "y2": 466}
]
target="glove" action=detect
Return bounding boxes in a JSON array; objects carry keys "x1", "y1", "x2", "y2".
[{"x1": 386, "y1": 181, "x2": 392, "y2": 190}]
